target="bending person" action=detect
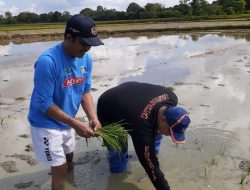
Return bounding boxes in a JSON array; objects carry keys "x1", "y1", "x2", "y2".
[{"x1": 97, "y1": 81, "x2": 191, "y2": 190}]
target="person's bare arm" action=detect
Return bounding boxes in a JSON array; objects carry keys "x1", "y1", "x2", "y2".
[
  {"x1": 81, "y1": 92, "x2": 101, "y2": 131},
  {"x1": 46, "y1": 104, "x2": 94, "y2": 138}
]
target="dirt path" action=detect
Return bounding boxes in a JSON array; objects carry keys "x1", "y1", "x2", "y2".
[{"x1": 0, "y1": 19, "x2": 250, "y2": 45}]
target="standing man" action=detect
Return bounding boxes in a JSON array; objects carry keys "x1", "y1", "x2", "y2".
[
  {"x1": 28, "y1": 14, "x2": 103, "y2": 190},
  {"x1": 97, "y1": 82, "x2": 191, "y2": 190}
]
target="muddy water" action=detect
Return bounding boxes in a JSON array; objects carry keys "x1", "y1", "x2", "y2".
[{"x1": 0, "y1": 32, "x2": 249, "y2": 190}]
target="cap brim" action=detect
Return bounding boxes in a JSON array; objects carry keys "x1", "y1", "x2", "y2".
[
  {"x1": 81, "y1": 37, "x2": 104, "y2": 46},
  {"x1": 170, "y1": 128, "x2": 186, "y2": 144}
]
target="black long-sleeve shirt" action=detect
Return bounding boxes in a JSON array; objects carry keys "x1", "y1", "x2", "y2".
[{"x1": 97, "y1": 82, "x2": 178, "y2": 190}]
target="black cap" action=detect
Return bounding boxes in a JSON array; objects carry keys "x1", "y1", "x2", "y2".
[{"x1": 66, "y1": 14, "x2": 104, "y2": 46}]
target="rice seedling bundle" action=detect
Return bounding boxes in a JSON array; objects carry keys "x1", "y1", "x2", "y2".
[{"x1": 95, "y1": 122, "x2": 128, "y2": 153}]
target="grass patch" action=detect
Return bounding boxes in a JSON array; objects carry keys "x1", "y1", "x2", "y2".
[
  {"x1": 0, "y1": 23, "x2": 65, "y2": 31},
  {"x1": 240, "y1": 173, "x2": 248, "y2": 185},
  {"x1": 197, "y1": 143, "x2": 204, "y2": 151},
  {"x1": 210, "y1": 154, "x2": 219, "y2": 166},
  {"x1": 218, "y1": 144, "x2": 226, "y2": 157}
]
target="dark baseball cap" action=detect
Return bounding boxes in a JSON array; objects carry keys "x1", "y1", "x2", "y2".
[
  {"x1": 164, "y1": 107, "x2": 190, "y2": 144},
  {"x1": 66, "y1": 14, "x2": 104, "y2": 46}
]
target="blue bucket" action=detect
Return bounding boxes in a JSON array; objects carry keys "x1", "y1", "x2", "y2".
[{"x1": 108, "y1": 150, "x2": 128, "y2": 173}]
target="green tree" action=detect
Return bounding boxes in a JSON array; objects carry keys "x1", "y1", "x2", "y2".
[
  {"x1": 52, "y1": 11, "x2": 62, "y2": 22},
  {"x1": 177, "y1": 0, "x2": 192, "y2": 16},
  {"x1": 97, "y1": 5, "x2": 104, "y2": 12},
  {"x1": 5, "y1": 11, "x2": 16, "y2": 24},
  {"x1": 16, "y1": 12, "x2": 28, "y2": 22},
  {"x1": 207, "y1": 3, "x2": 223, "y2": 15},
  {"x1": 29, "y1": 12, "x2": 39, "y2": 23},
  {"x1": 126, "y1": 2, "x2": 142, "y2": 19},
  {"x1": 246, "y1": 0, "x2": 250, "y2": 10},
  {"x1": 116, "y1": 11, "x2": 127, "y2": 20},
  {"x1": 216, "y1": 0, "x2": 246, "y2": 13},
  {"x1": 190, "y1": 0, "x2": 209, "y2": 16},
  {"x1": 0, "y1": 15, "x2": 4, "y2": 24},
  {"x1": 80, "y1": 8, "x2": 95, "y2": 17},
  {"x1": 232, "y1": 0, "x2": 246, "y2": 13},
  {"x1": 95, "y1": 6, "x2": 106, "y2": 20},
  {"x1": 104, "y1": 9, "x2": 118, "y2": 20},
  {"x1": 47, "y1": 12, "x2": 54, "y2": 22},
  {"x1": 5, "y1": 11, "x2": 12, "y2": 19},
  {"x1": 61, "y1": 11, "x2": 71, "y2": 22},
  {"x1": 39, "y1": 13, "x2": 49, "y2": 22},
  {"x1": 145, "y1": 3, "x2": 164, "y2": 18},
  {"x1": 17, "y1": 12, "x2": 39, "y2": 23},
  {"x1": 161, "y1": 8, "x2": 182, "y2": 17},
  {"x1": 126, "y1": 2, "x2": 141, "y2": 14},
  {"x1": 225, "y1": 6, "x2": 235, "y2": 14}
]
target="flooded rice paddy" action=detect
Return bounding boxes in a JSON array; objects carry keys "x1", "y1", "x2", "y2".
[{"x1": 0, "y1": 31, "x2": 249, "y2": 190}]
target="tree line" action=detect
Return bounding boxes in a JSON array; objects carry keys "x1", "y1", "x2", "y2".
[{"x1": 1, "y1": 0, "x2": 250, "y2": 24}]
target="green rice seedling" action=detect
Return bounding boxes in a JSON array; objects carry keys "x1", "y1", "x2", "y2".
[
  {"x1": 204, "y1": 166, "x2": 208, "y2": 178},
  {"x1": 240, "y1": 173, "x2": 247, "y2": 185},
  {"x1": 95, "y1": 122, "x2": 128, "y2": 153},
  {"x1": 197, "y1": 143, "x2": 204, "y2": 151},
  {"x1": 200, "y1": 164, "x2": 210, "y2": 180},
  {"x1": 210, "y1": 154, "x2": 218, "y2": 166},
  {"x1": 218, "y1": 144, "x2": 226, "y2": 157}
]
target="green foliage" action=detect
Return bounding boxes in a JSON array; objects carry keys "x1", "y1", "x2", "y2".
[
  {"x1": 233, "y1": 0, "x2": 247, "y2": 13},
  {"x1": 126, "y1": 2, "x2": 142, "y2": 14},
  {"x1": 95, "y1": 122, "x2": 128, "y2": 153},
  {"x1": 216, "y1": 0, "x2": 246, "y2": 13},
  {"x1": 17, "y1": 12, "x2": 39, "y2": 23},
  {"x1": 5, "y1": 11, "x2": 12, "y2": 19},
  {"x1": 145, "y1": 3, "x2": 164, "y2": 18},
  {"x1": 210, "y1": 154, "x2": 219, "y2": 166},
  {"x1": 126, "y1": 2, "x2": 144, "y2": 19},
  {"x1": 240, "y1": 173, "x2": 247, "y2": 185},
  {"x1": 80, "y1": 8, "x2": 95, "y2": 17},
  {"x1": 247, "y1": 0, "x2": 250, "y2": 10},
  {"x1": 225, "y1": 7, "x2": 236, "y2": 14},
  {"x1": 218, "y1": 144, "x2": 226, "y2": 157}
]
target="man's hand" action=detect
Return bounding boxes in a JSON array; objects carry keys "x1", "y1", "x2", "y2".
[
  {"x1": 70, "y1": 118, "x2": 94, "y2": 138},
  {"x1": 89, "y1": 119, "x2": 101, "y2": 131}
]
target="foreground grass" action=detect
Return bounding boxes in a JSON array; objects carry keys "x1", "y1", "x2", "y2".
[{"x1": 0, "y1": 23, "x2": 65, "y2": 31}]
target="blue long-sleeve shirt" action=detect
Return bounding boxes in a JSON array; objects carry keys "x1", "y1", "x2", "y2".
[{"x1": 28, "y1": 43, "x2": 92, "y2": 130}]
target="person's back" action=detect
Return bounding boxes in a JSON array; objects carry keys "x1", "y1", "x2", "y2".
[
  {"x1": 97, "y1": 81, "x2": 190, "y2": 190},
  {"x1": 97, "y1": 81, "x2": 178, "y2": 128}
]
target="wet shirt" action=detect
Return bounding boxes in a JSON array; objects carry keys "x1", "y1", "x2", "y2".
[
  {"x1": 97, "y1": 82, "x2": 178, "y2": 190},
  {"x1": 28, "y1": 43, "x2": 92, "y2": 130}
]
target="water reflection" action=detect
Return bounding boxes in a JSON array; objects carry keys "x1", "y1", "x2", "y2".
[
  {"x1": 1, "y1": 31, "x2": 250, "y2": 57},
  {"x1": 0, "y1": 44, "x2": 11, "y2": 56}
]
